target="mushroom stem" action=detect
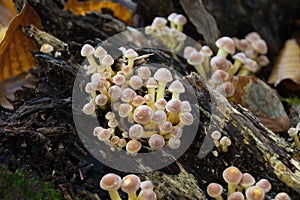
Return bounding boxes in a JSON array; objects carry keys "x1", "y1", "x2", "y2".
[
  {"x1": 177, "y1": 24, "x2": 184, "y2": 32},
  {"x1": 227, "y1": 183, "x2": 237, "y2": 197},
  {"x1": 156, "y1": 82, "x2": 167, "y2": 100},
  {"x1": 195, "y1": 64, "x2": 207, "y2": 78},
  {"x1": 237, "y1": 67, "x2": 250, "y2": 76},
  {"x1": 128, "y1": 58, "x2": 134, "y2": 68},
  {"x1": 127, "y1": 192, "x2": 137, "y2": 200},
  {"x1": 228, "y1": 60, "x2": 242, "y2": 76},
  {"x1": 216, "y1": 48, "x2": 229, "y2": 58},
  {"x1": 87, "y1": 55, "x2": 97, "y2": 68},
  {"x1": 108, "y1": 190, "x2": 122, "y2": 200},
  {"x1": 293, "y1": 135, "x2": 300, "y2": 150}
]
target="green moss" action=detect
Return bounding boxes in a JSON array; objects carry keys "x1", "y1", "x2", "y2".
[
  {"x1": 279, "y1": 96, "x2": 300, "y2": 106},
  {"x1": 0, "y1": 166, "x2": 63, "y2": 200}
]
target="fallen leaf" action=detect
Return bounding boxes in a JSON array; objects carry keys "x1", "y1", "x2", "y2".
[
  {"x1": 64, "y1": 0, "x2": 132, "y2": 25},
  {"x1": 268, "y1": 39, "x2": 300, "y2": 91},
  {"x1": 0, "y1": 3, "x2": 42, "y2": 82},
  {"x1": 234, "y1": 76, "x2": 290, "y2": 132},
  {"x1": 0, "y1": 0, "x2": 17, "y2": 41}
]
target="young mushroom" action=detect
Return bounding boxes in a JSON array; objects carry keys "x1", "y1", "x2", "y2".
[
  {"x1": 148, "y1": 134, "x2": 165, "y2": 150},
  {"x1": 121, "y1": 174, "x2": 141, "y2": 200},
  {"x1": 94, "y1": 46, "x2": 107, "y2": 65},
  {"x1": 219, "y1": 136, "x2": 232, "y2": 152},
  {"x1": 274, "y1": 192, "x2": 291, "y2": 200},
  {"x1": 211, "y1": 130, "x2": 222, "y2": 148},
  {"x1": 153, "y1": 68, "x2": 173, "y2": 100},
  {"x1": 168, "y1": 80, "x2": 185, "y2": 99},
  {"x1": 173, "y1": 14, "x2": 187, "y2": 32},
  {"x1": 124, "y1": 49, "x2": 138, "y2": 68},
  {"x1": 100, "y1": 173, "x2": 122, "y2": 200},
  {"x1": 238, "y1": 173, "x2": 255, "y2": 192},
  {"x1": 215, "y1": 36, "x2": 235, "y2": 58},
  {"x1": 288, "y1": 127, "x2": 300, "y2": 150},
  {"x1": 126, "y1": 139, "x2": 142, "y2": 154},
  {"x1": 245, "y1": 186, "x2": 265, "y2": 200},
  {"x1": 206, "y1": 182, "x2": 224, "y2": 200},
  {"x1": 102, "y1": 54, "x2": 115, "y2": 75},
  {"x1": 255, "y1": 179, "x2": 271, "y2": 194},
  {"x1": 167, "y1": 13, "x2": 177, "y2": 28},
  {"x1": 187, "y1": 51, "x2": 206, "y2": 78},
  {"x1": 228, "y1": 52, "x2": 247, "y2": 76},
  {"x1": 228, "y1": 192, "x2": 244, "y2": 200},
  {"x1": 222, "y1": 166, "x2": 243, "y2": 197},
  {"x1": 133, "y1": 105, "x2": 154, "y2": 125},
  {"x1": 81, "y1": 44, "x2": 97, "y2": 67}
]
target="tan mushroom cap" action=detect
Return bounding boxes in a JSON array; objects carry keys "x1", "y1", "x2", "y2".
[
  {"x1": 220, "y1": 136, "x2": 232, "y2": 146},
  {"x1": 274, "y1": 192, "x2": 291, "y2": 200},
  {"x1": 126, "y1": 139, "x2": 142, "y2": 153},
  {"x1": 233, "y1": 52, "x2": 247, "y2": 64},
  {"x1": 133, "y1": 105, "x2": 154, "y2": 125},
  {"x1": 255, "y1": 179, "x2": 271, "y2": 193},
  {"x1": 228, "y1": 192, "x2": 245, "y2": 200},
  {"x1": 100, "y1": 173, "x2": 122, "y2": 191},
  {"x1": 167, "y1": 13, "x2": 177, "y2": 21},
  {"x1": 138, "y1": 66, "x2": 151, "y2": 80},
  {"x1": 222, "y1": 166, "x2": 243, "y2": 185},
  {"x1": 243, "y1": 58, "x2": 258, "y2": 72},
  {"x1": 207, "y1": 182, "x2": 223, "y2": 198},
  {"x1": 146, "y1": 77, "x2": 158, "y2": 88},
  {"x1": 211, "y1": 130, "x2": 222, "y2": 140},
  {"x1": 168, "y1": 137, "x2": 181, "y2": 149},
  {"x1": 155, "y1": 98, "x2": 167, "y2": 110},
  {"x1": 245, "y1": 32, "x2": 261, "y2": 42},
  {"x1": 81, "y1": 44, "x2": 95, "y2": 57},
  {"x1": 245, "y1": 186, "x2": 265, "y2": 200},
  {"x1": 154, "y1": 68, "x2": 173, "y2": 84},
  {"x1": 184, "y1": 46, "x2": 197, "y2": 59},
  {"x1": 174, "y1": 14, "x2": 187, "y2": 26},
  {"x1": 211, "y1": 69, "x2": 229, "y2": 85},
  {"x1": 215, "y1": 36, "x2": 235, "y2": 55},
  {"x1": 179, "y1": 112, "x2": 194, "y2": 125},
  {"x1": 118, "y1": 103, "x2": 133, "y2": 118},
  {"x1": 200, "y1": 45, "x2": 213, "y2": 57},
  {"x1": 251, "y1": 39, "x2": 268, "y2": 54},
  {"x1": 149, "y1": 134, "x2": 165, "y2": 149},
  {"x1": 210, "y1": 56, "x2": 231, "y2": 71},
  {"x1": 129, "y1": 124, "x2": 144, "y2": 140},
  {"x1": 130, "y1": 75, "x2": 143, "y2": 90},
  {"x1": 168, "y1": 80, "x2": 185, "y2": 94},
  {"x1": 153, "y1": 110, "x2": 167, "y2": 124},
  {"x1": 102, "y1": 55, "x2": 114, "y2": 66},
  {"x1": 124, "y1": 49, "x2": 138, "y2": 58},
  {"x1": 240, "y1": 173, "x2": 256, "y2": 188},
  {"x1": 216, "y1": 81, "x2": 235, "y2": 97},
  {"x1": 166, "y1": 99, "x2": 182, "y2": 114},
  {"x1": 121, "y1": 174, "x2": 141, "y2": 193},
  {"x1": 94, "y1": 46, "x2": 107, "y2": 58},
  {"x1": 187, "y1": 51, "x2": 204, "y2": 65},
  {"x1": 151, "y1": 17, "x2": 167, "y2": 28}
]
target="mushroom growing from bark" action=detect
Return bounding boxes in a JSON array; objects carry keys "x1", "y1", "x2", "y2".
[
  {"x1": 81, "y1": 44, "x2": 97, "y2": 67},
  {"x1": 222, "y1": 166, "x2": 243, "y2": 196},
  {"x1": 100, "y1": 173, "x2": 122, "y2": 200},
  {"x1": 215, "y1": 36, "x2": 235, "y2": 58},
  {"x1": 207, "y1": 182, "x2": 223, "y2": 200},
  {"x1": 154, "y1": 68, "x2": 173, "y2": 100}
]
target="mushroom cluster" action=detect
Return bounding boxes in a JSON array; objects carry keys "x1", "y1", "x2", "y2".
[
  {"x1": 184, "y1": 32, "x2": 270, "y2": 98},
  {"x1": 100, "y1": 173, "x2": 156, "y2": 200},
  {"x1": 145, "y1": 13, "x2": 187, "y2": 53},
  {"x1": 211, "y1": 130, "x2": 232, "y2": 153},
  {"x1": 206, "y1": 166, "x2": 291, "y2": 200},
  {"x1": 287, "y1": 121, "x2": 300, "y2": 150},
  {"x1": 81, "y1": 44, "x2": 195, "y2": 155}
]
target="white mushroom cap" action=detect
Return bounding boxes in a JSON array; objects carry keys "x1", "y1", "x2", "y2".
[
  {"x1": 184, "y1": 46, "x2": 197, "y2": 59},
  {"x1": 81, "y1": 44, "x2": 95, "y2": 57},
  {"x1": 187, "y1": 52, "x2": 204, "y2": 65},
  {"x1": 168, "y1": 80, "x2": 185, "y2": 94},
  {"x1": 149, "y1": 134, "x2": 165, "y2": 149},
  {"x1": 210, "y1": 56, "x2": 231, "y2": 71},
  {"x1": 138, "y1": 66, "x2": 151, "y2": 80},
  {"x1": 200, "y1": 45, "x2": 213, "y2": 57},
  {"x1": 167, "y1": 13, "x2": 177, "y2": 22},
  {"x1": 130, "y1": 75, "x2": 144, "y2": 90},
  {"x1": 124, "y1": 49, "x2": 138, "y2": 59},
  {"x1": 173, "y1": 14, "x2": 187, "y2": 26},
  {"x1": 102, "y1": 55, "x2": 114, "y2": 66},
  {"x1": 129, "y1": 124, "x2": 144, "y2": 140},
  {"x1": 179, "y1": 112, "x2": 194, "y2": 125},
  {"x1": 274, "y1": 192, "x2": 291, "y2": 200},
  {"x1": 251, "y1": 39, "x2": 268, "y2": 54},
  {"x1": 168, "y1": 137, "x2": 181, "y2": 149},
  {"x1": 211, "y1": 130, "x2": 222, "y2": 140},
  {"x1": 153, "y1": 110, "x2": 167, "y2": 124},
  {"x1": 154, "y1": 68, "x2": 173, "y2": 84},
  {"x1": 222, "y1": 166, "x2": 243, "y2": 185},
  {"x1": 151, "y1": 17, "x2": 167, "y2": 28},
  {"x1": 245, "y1": 32, "x2": 261, "y2": 42},
  {"x1": 100, "y1": 173, "x2": 122, "y2": 191},
  {"x1": 94, "y1": 46, "x2": 107, "y2": 59},
  {"x1": 215, "y1": 36, "x2": 235, "y2": 55},
  {"x1": 240, "y1": 173, "x2": 256, "y2": 188},
  {"x1": 133, "y1": 105, "x2": 154, "y2": 125},
  {"x1": 121, "y1": 174, "x2": 141, "y2": 193},
  {"x1": 207, "y1": 183, "x2": 223, "y2": 198},
  {"x1": 233, "y1": 52, "x2": 247, "y2": 64},
  {"x1": 146, "y1": 77, "x2": 158, "y2": 88},
  {"x1": 245, "y1": 186, "x2": 265, "y2": 200},
  {"x1": 166, "y1": 99, "x2": 182, "y2": 114}
]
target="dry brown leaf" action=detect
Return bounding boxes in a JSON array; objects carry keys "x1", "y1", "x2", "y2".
[
  {"x1": 234, "y1": 76, "x2": 290, "y2": 132},
  {"x1": 0, "y1": 0, "x2": 17, "y2": 41},
  {"x1": 64, "y1": 0, "x2": 132, "y2": 25},
  {"x1": 0, "y1": 3, "x2": 42, "y2": 82},
  {"x1": 268, "y1": 39, "x2": 300, "y2": 91}
]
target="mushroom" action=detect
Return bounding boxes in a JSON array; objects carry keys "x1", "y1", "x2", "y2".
[
  {"x1": 228, "y1": 192, "x2": 244, "y2": 200},
  {"x1": 200, "y1": 45, "x2": 213, "y2": 75},
  {"x1": 153, "y1": 68, "x2": 173, "y2": 100},
  {"x1": 245, "y1": 32, "x2": 261, "y2": 42},
  {"x1": 184, "y1": 46, "x2": 197, "y2": 59},
  {"x1": 168, "y1": 137, "x2": 181, "y2": 149},
  {"x1": 124, "y1": 49, "x2": 138, "y2": 68},
  {"x1": 178, "y1": 112, "x2": 194, "y2": 127},
  {"x1": 211, "y1": 130, "x2": 222, "y2": 148},
  {"x1": 40, "y1": 43, "x2": 54, "y2": 54},
  {"x1": 167, "y1": 13, "x2": 177, "y2": 28},
  {"x1": 222, "y1": 166, "x2": 243, "y2": 196},
  {"x1": 82, "y1": 102, "x2": 95, "y2": 115},
  {"x1": 97, "y1": 128, "x2": 113, "y2": 141},
  {"x1": 102, "y1": 54, "x2": 115, "y2": 75},
  {"x1": 148, "y1": 134, "x2": 165, "y2": 150},
  {"x1": 81, "y1": 44, "x2": 97, "y2": 67},
  {"x1": 126, "y1": 139, "x2": 142, "y2": 154},
  {"x1": 287, "y1": 127, "x2": 300, "y2": 150},
  {"x1": 100, "y1": 173, "x2": 122, "y2": 200},
  {"x1": 121, "y1": 88, "x2": 137, "y2": 103},
  {"x1": 237, "y1": 58, "x2": 258, "y2": 76},
  {"x1": 238, "y1": 173, "x2": 255, "y2": 192},
  {"x1": 251, "y1": 39, "x2": 268, "y2": 56},
  {"x1": 133, "y1": 105, "x2": 154, "y2": 125},
  {"x1": 94, "y1": 46, "x2": 107, "y2": 65},
  {"x1": 151, "y1": 17, "x2": 167, "y2": 29},
  {"x1": 245, "y1": 186, "x2": 265, "y2": 200},
  {"x1": 207, "y1": 182, "x2": 223, "y2": 200},
  {"x1": 210, "y1": 56, "x2": 231, "y2": 72},
  {"x1": 168, "y1": 80, "x2": 185, "y2": 99},
  {"x1": 129, "y1": 124, "x2": 144, "y2": 140},
  {"x1": 118, "y1": 103, "x2": 133, "y2": 118},
  {"x1": 153, "y1": 110, "x2": 167, "y2": 125},
  {"x1": 187, "y1": 51, "x2": 206, "y2": 78},
  {"x1": 105, "y1": 111, "x2": 115, "y2": 120},
  {"x1": 137, "y1": 190, "x2": 157, "y2": 200},
  {"x1": 210, "y1": 70, "x2": 229, "y2": 86},
  {"x1": 138, "y1": 66, "x2": 152, "y2": 80},
  {"x1": 159, "y1": 121, "x2": 173, "y2": 134},
  {"x1": 255, "y1": 179, "x2": 271, "y2": 193},
  {"x1": 155, "y1": 98, "x2": 167, "y2": 110},
  {"x1": 219, "y1": 136, "x2": 231, "y2": 152},
  {"x1": 173, "y1": 14, "x2": 187, "y2": 32},
  {"x1": 112, "y1": 74, "x2": 126, "y2": 85},
  {"x1": 108, "y1": 85, "x2": 122, "y2": 101},
  {"x1": 215, "y1": 81, "x2": 235, "y2": 98},
  {"x1": 95, "y1": 94, "x2": 108, "y2": 107},
  {"x1": 108, "y1": 118, "x2": 118, "y2": 128},
  {"x1": 181, "y1": 101, "x2": 191, "y2": 112},
  {"x1": 166, "y1": 99, "x2": 182, "y2": 123},
  {"x1": 132, "y1": 95, "x2": 146, "y2": 107},
  {"x1": 130, "y1": 75, "x2": 144, "y2": 90},
  {"x1": 228, "y1": 52, "x2": 247, "y2": 76},
  {"x1": 121, "y1": 174, "x2": 141, "y2": 200},
  {"x1": 118, "y1": 138, "x2": 127, "y2": 148},
  {"x1": 215, "y1": 36, "x2": 235, "y2": 58},
  {"x1": 146, "y1": 78, "x2": 158, "y2": 105},
  {"x1": 274, "y1": 192, "x2": 291, "y2": 200},
  {"x1": 110, "y1": 136, "x2": 120, "y2": 145},
  {"x1": 93, "y1": 126, "x2": 103, "y2": 136}
]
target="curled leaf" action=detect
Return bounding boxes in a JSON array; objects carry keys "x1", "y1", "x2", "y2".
[
  {"x1": 268, "y1": 39, "x2": 300, "y2": 91},
  {"x1": 234, "y1": 76, "x2": 290, "y2": 132},
  {"x1": 0, "y1": 3, "x2": 42, "y2": 82},
  {"x1": 64, "y1": 0, "x2": 132, "y2": 25}
]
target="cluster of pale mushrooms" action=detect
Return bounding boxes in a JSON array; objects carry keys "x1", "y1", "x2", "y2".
[
  {"x1": 184, "y1": 32, "x2": 270, "y2": 98},
  {"x1": 145, "y1": 13, "x2": 187, "y2": 53},
  {"x1": 287, "y1": 121, "x2": 300, "y2": 150},
  {"x1": 207, "y1": 166, "x2": 291, "y2": 200},
  {"x1": 100, "y1": 173, "x2": 156, "y2": 200},
  {"x1": 81, "y1": 43, "x2": 194, "y2": 155}
]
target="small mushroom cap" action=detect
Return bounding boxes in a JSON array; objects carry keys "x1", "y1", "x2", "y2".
[
  {"x1": 288, "y1": 127, "x2": 297, "y2": 137},
  {"x1": 126, "y1": 139, "x2": 142, "y2": 153},
  {"x1": 121, "y1": 88, "x2": 137, "y2": 103},
  {"x1": 187, "y1": 51, "x2": 204, "y2": 65},
  {"x1": 154, "y1": 68, "x2": 173, "y2": 83},
  {"x1": 129, "y1": 124, "x2": 144, "y2": 140},
  {"x1": 181, "y1": 101, "x2": 191, "y2": 112},
  {"x1": 140, "y1": 180, "x2": 154, "y2": 190},
  {"x1": 200, "y1": 45, "x2": 213, "y2": 57},
  {"x1": 243, "y1": 58, "x2": 258, "y2": 72},
  {"x1": 211, "y1": 130, "x2": 222, "y2": 140},
  {"x1": 222, "y1": 166, "x2": 243, "y2": 185},
  {"x1": 105, "y1": 111, "x2": 115, "y2": 120},
  {"x1": 207, "y1": 182, "x2": 223, "y2": 198},
  {"x1": 119, "y1": 46, "x2": 126, "y2": 54},
  {"x1": 95, "y1": 94, "x2": 108, "y2": 106},
  {"x1": 155, "y1": 98, "x2": 167, "y2": 110},
  {"x1": 220, "y1": 136, "x2": 232, "y2": 146},
  {"x1": 151, "y1": 17, "x2": 167, "y2": 27},
  {"x1": 216, "y1": 81, "x2": 235, "y2": 97},
  {"x1": 93, "y1": 126, "x2": 103, "y2": 136},
  {"x1": 118, "y1": 103, "x2": 133, "y2": 118},
  {"x1": 233, "y1": 38, "x2": 250, "y2": 52},
  {"x1": 149, "y1": 134, "x2": 165, "y2": 149},
  {"x1": 97, "y1": 128, "x2": 112, "y2": 141},
  {"x1": 112, "y1": 74, "x2": 126, "y2": 85},
  {"x1": 108, "y1": 119, "x2": 118, "y2": 128},
  {"x1": 108, "y1": 85, "x2": 122, "y2": 99},
  {"x1": 228, "y1": 192, "x2": 245, "y2": 200},
  {"x1": 139, "y1": 190, "x2": 157, "y2": 200},
  {"x1": 171, "y1": 126, "x2": 183, "y2": 138},
  {"x1": 255, "y1": 179, "x2": 271, "y2": 193},
  {"x1": 274, "y1": 192, "x2": 291, "y2": 200},
  {"x1": 102, "y1": 55, "x2": 114, "y2": 66},
  {"x1": 100, "y1": 173, "x2": 122, "y2": 191},
  {"x1": 166, "y1": 99, "x2": 182, "y2": 114},
  {"x1": 168, "y1": 80, "x2": 185, "y2": 94},
  {"x1": 153, "y1": 110, "x2": 167, "y2": 124},
  {"x1": 210, "y1": 56, "x2": 231, "y2": 71},
  {"x1": 256, "y1": 55, "x2": 270, "y2": 67},
  {"x1": 124, "y1": 49, "x2": 138, "y2": 58},
  {"x1": 245, "y1": 32, "x2": 261, "y2": 42},
  {"x1": 121, "y1": 174, "x2": 141, "y2": 193},
  {"x1": 240, "y1": 173, "x2": 256, "y2": 188},
  {"x1": 167, "y1": 13, "x2": 177, "y2": 21},
  {"x1": 211, "y1": 69, "x2": 229, "y2": 85},
  {"x1": 130, "y1": 75, "x2": 143, "y2": 90},
  {"x1": 245, "y1": 186, "x2": 265, "y2": 200},
  {"x1": 251, "y1": 39, "x2": 268, "y2": 54},
  {"x1": 81, "y1": 44, "x2": 95, "y2": 57},
  {"x1": 233, "y1": 52, "x2": 247, "y2": 64},
  {"x1": 40, "y1": 43, "x2": 54, "y2": 53},
  {"x1": 82, "y1": 102, "x2": 95, "y2": 115},
  {"x1": 132, "y1": 95, "x2": 146, "y2": 107},
  {"x1": 138, "y1": 66, "x2": 151, "y2": 80},
  {"x1": 110, "y1": 136, "x2": 120, "y2": 144},
  {"x1": 173, "y1": 14, "x2": 187, "y2": 26},
  {"x1": 94, "y1": 46, "x2": 107, "y2": 58},
  {"x1": 215, "y1": 36, "x2": 235, "y2": 55},
  {"x1": 168, "y1": 137, "x2": 181, "y2": 149},
  {"x1": 133, "y1": 105, "x2": 154, "y2": 125},
  {"x1": 184, "y1": 46, "x2": 197, "y2": 59},
  {"x1": 159, "y1": 121, "x2": 173, "y2": 133},
  {"x1": 179, "y1": 112, "x2": 194, "y2": 125},
  {"x1": 146, "y1": 77, "x2": 158, "y2": 88}
]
